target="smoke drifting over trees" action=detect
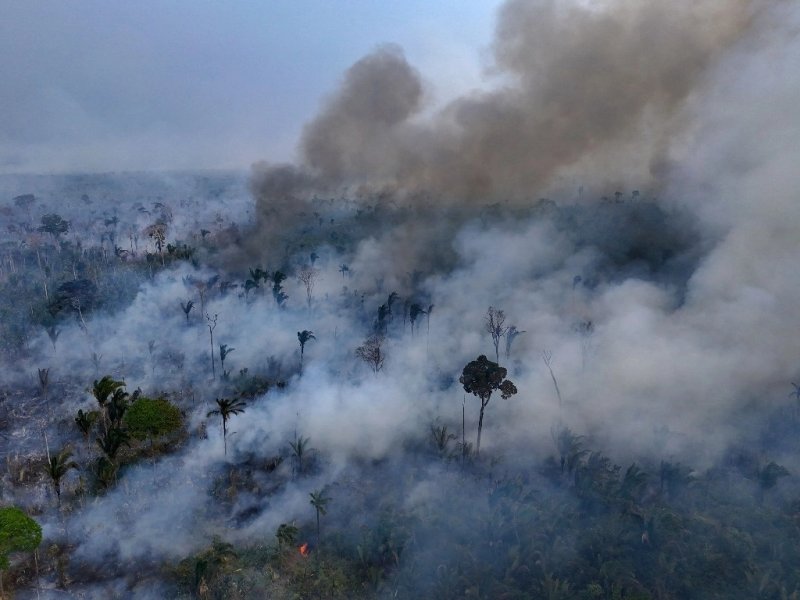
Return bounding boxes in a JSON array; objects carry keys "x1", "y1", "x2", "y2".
[
  {"x1": 1, "y1": 0, "x2": 800, "y2": 597},
  {"x1": 253, "y1": 0, "x2": 762, "y2": 207}
]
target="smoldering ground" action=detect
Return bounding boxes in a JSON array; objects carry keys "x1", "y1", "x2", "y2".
[{"x1": 1, "y1": 0, "x2": 800, "y2": 597}]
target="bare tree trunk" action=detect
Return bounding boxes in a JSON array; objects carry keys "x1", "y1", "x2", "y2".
[
  {"x1": 462, "y1": 397, "x2": 466, "y2": 465},
  {"x1": 476, "y1": 400, "x2": 488, "y2": 457},
  {"x1": 210, "y1": 330, "x2": 215, "y2": 379}
]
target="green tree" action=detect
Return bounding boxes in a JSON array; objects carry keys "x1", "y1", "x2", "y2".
[
  {"x1": 96, "y1": 427, "x2": 131, "y2": 461},
  {"x1": 297, "y1": 330, "x2": 316, "y2": 371},
  {"x1": 125, "y1": 396, "x2": 183, "y2": 459},
  {"x1": 107, "y1": 387, "x2": 130, "y2": 427},
  {"x1": 276, "y1": 523, "x2": 299, "y2": 548},
  {"x1": 92, "y1": 375, "x2": 126, "y2": 429},
  {"x1": 459, "y1": 355, "x2": 517, "y2": 457},
  {"x1": 309, "y1": 489, "x2": 331, "y2": 545},
  {"x1": 0, "y1": 507, "x2": 42, "y2": 596},
  {"x1": 44, "y1": 447, "x2": 78, "y2": 505},
  {"x1": 207, "y1": 398, "x2": 246, "y2": 456},
  {"x1": 192, "y1": 537, "x2": 237, "y2": 597},
  {"x1": 38, "y1": 213, "x2": 70, "y2": 241},
  {"x1": 74, "y1": 409, "x2": 99, "y2": 447}
]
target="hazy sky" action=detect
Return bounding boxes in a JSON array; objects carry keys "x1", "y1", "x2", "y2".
[{"x1": 0, "y1": 1, "x2": 502, "y2": 174}]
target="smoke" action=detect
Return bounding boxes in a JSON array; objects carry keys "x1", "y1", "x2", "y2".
[
  {"x1": 252, "y1": 0, "x2": 762, "y2": 210},
  {"x1": 2, "y1": 0, "x2": 800, "y2": 596}
]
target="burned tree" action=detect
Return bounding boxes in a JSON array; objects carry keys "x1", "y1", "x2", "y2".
[
  {"x1": 356, "y1": 334, "x2": 385, "y2": 373},
  {"x1": 297, "y1": 265, "x2": 320, "y2": 309},
  {"x1": 485, "y1": 306, "x2": 509, "y2": 363}
]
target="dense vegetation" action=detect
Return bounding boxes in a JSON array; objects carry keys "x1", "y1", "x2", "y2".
[{"x1": 0, "y1": 173, "x2": 797, "y2": 599}]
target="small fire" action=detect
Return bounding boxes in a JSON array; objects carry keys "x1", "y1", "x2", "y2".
[{"x1": 298, "y1": 542, "x2": 309, "y2": 556}]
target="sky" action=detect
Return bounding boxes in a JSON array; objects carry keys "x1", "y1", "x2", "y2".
[{"x1": 0, "y1": 1, "x2": 502, "y2": 174}]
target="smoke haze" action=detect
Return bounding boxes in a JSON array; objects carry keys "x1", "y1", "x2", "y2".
[{"x1": 1, "y1": 0, "x2": 799, "y2": 597}]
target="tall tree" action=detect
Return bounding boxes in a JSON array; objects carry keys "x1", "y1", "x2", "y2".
[
  {"x1": 459, "y1": 355, "x2": 517, "y2": 457},
  {"x1": 180, "y1": 300, "x2": 194, "y2": 323},
  {"x1": 74, "y1": 409, "x2": 98, "y2": 448},
  {"x1": 206, "y1": 313, "x2": 218, "y2": 379},
  {"x1": 505, "y1": 325, "x2": 525, "y2": 359},
  {"x1": 219, "y1": 344, "x2": 235, "y2": 378},
  {"x1": 309, "y1": 489, "x2": 331, "y2": 546},
  {"x1": 271, "y1": 271, "x2": 288, "y2": 307},
  {"x1": 485, "y1": 306, "x2": 509, "y2": 362},
  {"x1": 290, "y1": 435, "x2": 311, "y2": 476},
  {"x1": 92, "y1": 376, "x2": 126, "y2": 431},
  {"x1": 297, "y1": 265, "x2": 319, "y2": 308},
  {"x1": 297, "y1": 330, "x2": 316, "y2": 372},
  {"x1": 96, "y1": 427, "x2": 131, "y2": 461},
  {"x1": 207, "y1": 398, "x2": 246, "y2": 456},
  {"x1": 356, "y1": 335, "x2": 385, "y2": 373},
  {"x1": 409, "y1": 303, "x2": 426, "y2": 336},
  {"x1": 38, "y1": 213, "x2": 70, "y2": 242},
  {"x1": 44, "y1": 447, "x2": 78, "y2": 505}
]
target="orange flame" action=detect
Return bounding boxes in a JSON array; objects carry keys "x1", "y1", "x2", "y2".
[{"x1": 298, "y1": 542, "x2": 309, "y2": 556}]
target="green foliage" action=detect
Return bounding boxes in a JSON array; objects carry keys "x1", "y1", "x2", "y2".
[
  {"x1": 96, "y1": 427, "x2": 131, "y2": 460},
  {"x1": 276, "y1": 523, "x2": 299, "y2": 547},
  {"x1": 124, "y1": 396, "x2": 183, "y2": 441},
  {"x1": 0, "y1": 507, "x2": 42, "y2": 570},
  {"x1": 38, "y1": 213, "x2": 70, "y2": 239},
  {"x1": 92, "y1": 375, "x2": 126, "y2": 409},
  {"x1": 460, "y1": 354, "x2": 518, "y2": 455},
  {"x1": 44, "y1": 447, "x2": 78, "y2": 501},
  {"x1": 74, "y1": 409, "x2": 99, "y2": 439}
]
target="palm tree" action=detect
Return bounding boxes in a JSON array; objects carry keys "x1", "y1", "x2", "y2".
[
  {"x1": 289, "y1": 435, "x2": 310, "y2": 475},
  {"x1": 107, "y1": 387, "x2": 129, "y2": 427},
  {"x1": 44, "y1": 447, "x2": 78, "y2": 505},
  {"x1": 92, "y1": 376, "x2": 126, "y2": 431},
  {"x1": 409, "y1": 303, "x2": 426, "y2": 336},
  {"x1": 505, "y1": 325, "x2": 526, "y2": 359},
  {"x1": 219, "y1": 344, "x2": 235, "y2": 377},
  {"x1": 207, "y1": 398, "x2": 246, "y2": 456},
  {"x1": 309, "y1": 489, "x2": 331, "y2": 545},
  {"x1": 430, "y1": 423, "x2": 456, "y2": 456},
  {"x1": 180, "y1": 300, "x2": 194, "y2": 323},
  {"x1": 74, "y1": 409, "x2": 98, "y2": 449},
  {"x1": 297, "y1": 330, "x2": 316, "y2": 372},
  {"x1": 96, "y1": 427, "x2": 131, "y2": 461}
]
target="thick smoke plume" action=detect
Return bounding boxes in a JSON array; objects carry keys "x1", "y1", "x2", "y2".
[{"x1": 253, "y1": 0, "x2": 761, "y2": 209}]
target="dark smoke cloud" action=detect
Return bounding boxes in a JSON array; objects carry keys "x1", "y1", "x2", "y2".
[{"x1": 252, "y1": 0, "x2": 761, "y2": 210}]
